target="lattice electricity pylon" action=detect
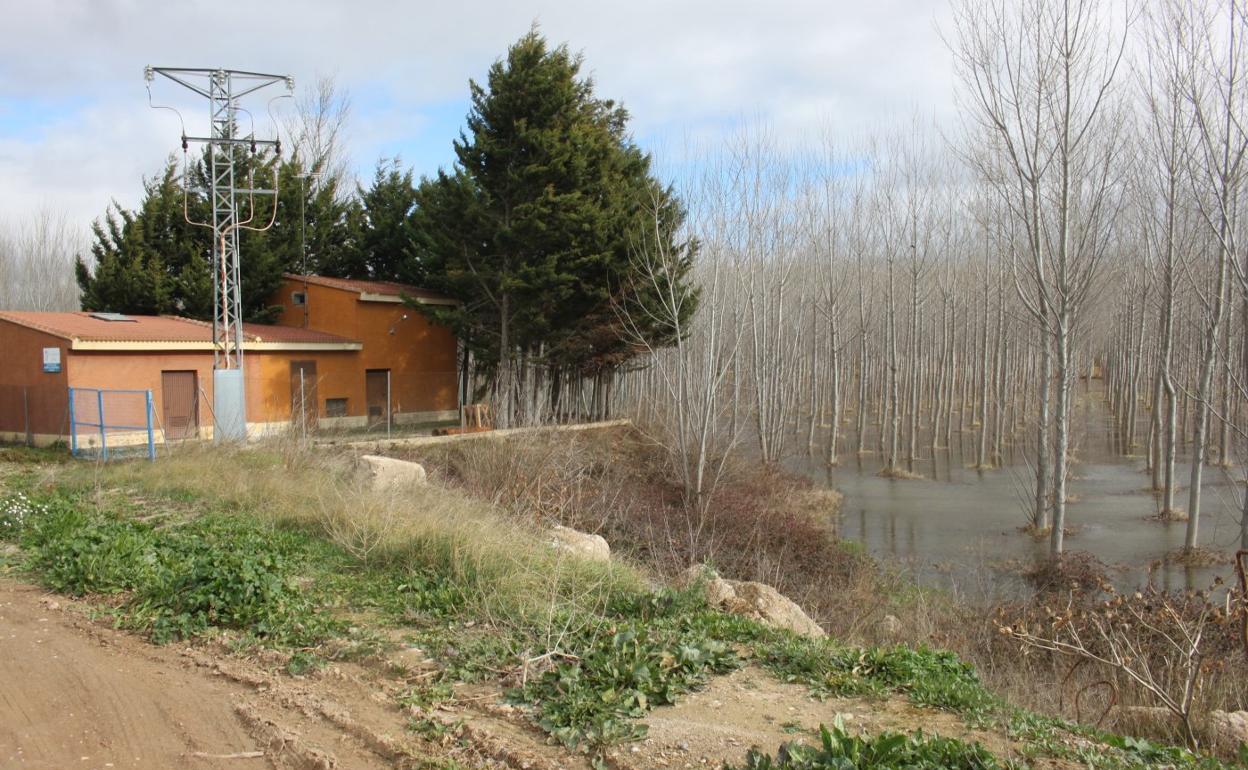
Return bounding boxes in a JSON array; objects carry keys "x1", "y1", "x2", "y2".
[{"x1": 145, "y1": 66, "x2": 293, "y2": 440}]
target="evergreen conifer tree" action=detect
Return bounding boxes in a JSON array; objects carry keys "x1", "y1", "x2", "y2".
[
  {"x1": 335, "y1": 158, "x2": 421, "y2": 282},
  {"x1": 77, "y1": 152, "x2": 352, "y2": 321},
  {"x1": 412, "y1": 28, "x2": 697, "y2": 423}
]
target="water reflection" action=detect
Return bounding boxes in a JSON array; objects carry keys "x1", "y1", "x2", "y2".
[{"x1": 786, "y1": 399, "x2": 1242, "y2": 602}]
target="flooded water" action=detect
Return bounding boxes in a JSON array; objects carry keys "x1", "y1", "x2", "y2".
[{"x1": 787, "y1": 389, "x2": 1245, "y2": 601}]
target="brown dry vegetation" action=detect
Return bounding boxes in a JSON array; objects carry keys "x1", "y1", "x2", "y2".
[
  {"x1": 395, "y1": 427, "x2": 1248, "y2": 754},
  {"x1": 398, "y1": 428, "x2": 881, "y2": 635}
]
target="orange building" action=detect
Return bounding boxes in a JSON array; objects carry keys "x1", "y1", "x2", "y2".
[
  {"x1": 0, "y1": 275, "x2": 459, "y2": 447},
  {"x1": 267, "y1": 274, "x2": 460, "y2": 429}
]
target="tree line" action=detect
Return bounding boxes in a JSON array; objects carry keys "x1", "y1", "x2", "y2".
[
  {"x1": 53, "y1": 4, "x2": 1248, "y2": 561},
  {"x1": 612, "y1": 0, "x2": 1248, "y2": 561},
  {"x1": 75, "y1": 30, "x2": 696, "y2": 428},
  {"x1": 0, "y1": 210, "x2": 82, "y2": 311}
]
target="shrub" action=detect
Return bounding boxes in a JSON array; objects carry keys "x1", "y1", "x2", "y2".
[{"x1": 728, "y1": 723, "x2": 1011, "y2": 770}]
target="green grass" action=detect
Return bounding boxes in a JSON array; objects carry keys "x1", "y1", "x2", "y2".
[
  {"x1": 12, "y1": 489, "x2": 336, "y2": 646},
  {"x1": 727, "y1": 722, "x2": 1014, "y2": 770},
  {"x1": 1, "y1": 446, "x2": 1243, "y2": 770},
  {"x1": 0, "y1": 443, "x2": 72, "y2": 465},
  {"x1": 757, "y1": 636, "x2": 995, "y2": 718}
]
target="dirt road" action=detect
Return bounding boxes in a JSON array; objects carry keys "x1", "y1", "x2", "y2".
[
  {"x1": 0, "y1": 576, "x2": 1071, "y2": 770},
  {"x1": 0, "y1": 580, "x2": 272, "y2": 769},
  {"x1": 0, "y1": 579, "x2": 585, "y2": 770}
]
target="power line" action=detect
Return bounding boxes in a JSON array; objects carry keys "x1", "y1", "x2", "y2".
[{"x1": 145, "y1": 66, "x2": 293, "y2": 441}]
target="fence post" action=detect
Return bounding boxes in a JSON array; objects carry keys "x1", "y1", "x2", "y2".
[
  {"x1": 145, "y1": 389, "x2": 155, "y2": 461},
  {"x1": 68, "y1": 387, "x2": 78, "y2": 457},
  {"x1": 22, "y1": 387, "x2": 32, "y2": 447},
  {"x1": 96, "y1": 388, "x2": 108, "y2": 461},
  {"x1": 300, "y1": 372, "x2": 307, "y2": 440}
]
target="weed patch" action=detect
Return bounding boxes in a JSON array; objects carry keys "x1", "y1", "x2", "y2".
[
  {"x1": 727, "y1": 723, "x2": 1012, "y2": 770},
  {"x1": 502, "y1": 590, "x2": 736, "y2": 749},
  {"x1": 17, "y1": 490, "x2": 334, "y2": 646},
  {"x1": 758, "y1": 637, "x2": 996, "y2": 719}
]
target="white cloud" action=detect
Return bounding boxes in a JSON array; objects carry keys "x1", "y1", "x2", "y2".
[{"x1": 0, "y1": 0, "x2": 958, "y2": 237}]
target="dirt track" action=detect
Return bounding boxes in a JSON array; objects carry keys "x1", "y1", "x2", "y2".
[
  {"x1": 0, "y1": 581, "x2": 272, "y2": 769},
  {"x1": 0, "y1": 578, "x2": 585, "y2": 770},
  {"x1": 0, "y1": 575, "x2": 1078, "y2": 770}
]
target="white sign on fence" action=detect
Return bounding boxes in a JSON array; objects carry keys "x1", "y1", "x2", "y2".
[{"x1": 42, "y1": 347, "x2": 61, "y2": 373}]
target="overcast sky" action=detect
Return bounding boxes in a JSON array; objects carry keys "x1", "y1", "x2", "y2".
[{"x1": 0, "y1": 0, "x2": 957, "y2": 235}]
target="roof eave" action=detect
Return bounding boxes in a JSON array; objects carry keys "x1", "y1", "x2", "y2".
[
  {"x1": 358, "y1": 291, "x2": 458, "y2": 306},
  {"x1": 70, "y1": 340, "x2": 363, "y2": 352},
  {"x1": 0, "y1": 316, "x2": 74, "y2": 341}
]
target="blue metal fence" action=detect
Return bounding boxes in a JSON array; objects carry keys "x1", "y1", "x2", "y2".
[{"x1": 68, "y1": 387, "x2": 156, "y2": 461}]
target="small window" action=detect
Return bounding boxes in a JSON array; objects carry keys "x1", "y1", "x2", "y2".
[
  {"x1": 325, "y1": 398, "x2": 348, "y2": 417},
  {"x1": 291, "y1": 291, "x2": 307, "y2": 306}
]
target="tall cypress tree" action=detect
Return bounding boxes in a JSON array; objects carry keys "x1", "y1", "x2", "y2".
[
  {"x1": 77, "y1": 152, "x2": 351, "y2": 321},
  {"x1": 412, "y1": 29, "x2": 697, "y2": 423},
  {"x1": 337, "y1": 158, "x2": 422, "y2": 282},
  {"x1": 76, "y1": 158, "x2": 206, "y2": 316}
]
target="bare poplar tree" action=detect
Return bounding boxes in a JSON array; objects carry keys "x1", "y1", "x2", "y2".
[
  {"x1": 0, "y1": 210, "x2": 84, "y2": 311},
  {"x1": 283, "y1": 74, "x2": 353, "y2": 189},
  {"x1": 1175, "y1": 0, "x2": 1248, "y2": 552},
  {"x1": 620, "y1": 182, "x2": 745, "y2": 514},
  {"x1": 952, "y1": 0, "x2": 1127, "y2": 556}
]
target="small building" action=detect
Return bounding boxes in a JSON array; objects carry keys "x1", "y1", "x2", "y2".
[
  {"x1": 0, "y1": 275, "x2": 459, "y2": 447},
  {"x1": 268, "y1": 274, "x2": 460, "y2": 429}
]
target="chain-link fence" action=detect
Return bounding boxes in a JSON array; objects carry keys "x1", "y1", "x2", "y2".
[{"x1": 69, "y1": 387, "x2": 155, "y2": 460}]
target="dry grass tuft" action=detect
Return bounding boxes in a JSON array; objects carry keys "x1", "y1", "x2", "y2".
[
  {"x1": 53, "y1": 438, "x2": 646, "y2": 633},
  {"x1": 1021, "y1": 551, "x2": 1111, "y2": 594},
  {"x1": 1162, "y1": 547, "x2": 1233, "y2": 567}
]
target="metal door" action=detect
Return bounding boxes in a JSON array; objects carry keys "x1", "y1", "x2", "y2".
[
  {"x1": 161, "y1": 371, "x2": 198, "y2": 439},
  {"x1": 366, "y1": 370, "x2": 389, "y2": 429},
  {"x1": 290, "y1": 360, "x2": 319, "y2": 432}
]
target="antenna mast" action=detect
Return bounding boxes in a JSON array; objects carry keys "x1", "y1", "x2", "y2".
[{"x1": 144, "y1": 66, "x2": 293, "y2": 441}]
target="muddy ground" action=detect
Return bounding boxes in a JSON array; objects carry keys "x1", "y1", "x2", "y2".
[
  {"x1": 1, "y1": 580, "x2": 262, "y2": 770},
  {"x1": 0, "y1": 575, "x2": 1086, "y2": 770},
  {"x1": 0, "y1": 579, "x2": 532, "y2": 770}
]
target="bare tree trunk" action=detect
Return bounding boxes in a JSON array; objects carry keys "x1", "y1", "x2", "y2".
[
  {"x1": 828, "y1": 316, "x2": 843, "y2": 466},
  {"x1": 886, "y1": 250, "x2": 901, "y2": 472},
  {"x1": 1186, "y1": 251, "x2": 1231, "y2": 551},
  {"x1": 1036, "y1": 322, "x2": 1054, "y2": 532}
]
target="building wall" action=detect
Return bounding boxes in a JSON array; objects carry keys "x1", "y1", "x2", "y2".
[
  {"x1": 67, "y1": 349, "x2": 384, "y2": 439},
  {"x1": 270, "y1": 279, "x2": 459, "y2": 417},
  {"x1": 252, "y1": 350, "x2": 361, "y2": 426},
  {"x1": 354, "y1": 300, "x2": 458, "y2": 416},
  {"x1": 273, "y1": 280, "x2": 360, "y2": 337},
  {"x1": 0, "y1": 320, "x2": 70, "y2": 443},
  {"x1": 67, "y1": 350, "x2": 215, "y2": 442}
]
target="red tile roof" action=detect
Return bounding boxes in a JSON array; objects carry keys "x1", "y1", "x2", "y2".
[
  {"x1": 283, "y1": 273, "x2": 449, "y2": 302},
  {"x1": 239, "y1": 322, "x2": 356, "y2": 345},
  {"x1": 0, "y1": 312, "x2": 357, "y2": 346}
]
